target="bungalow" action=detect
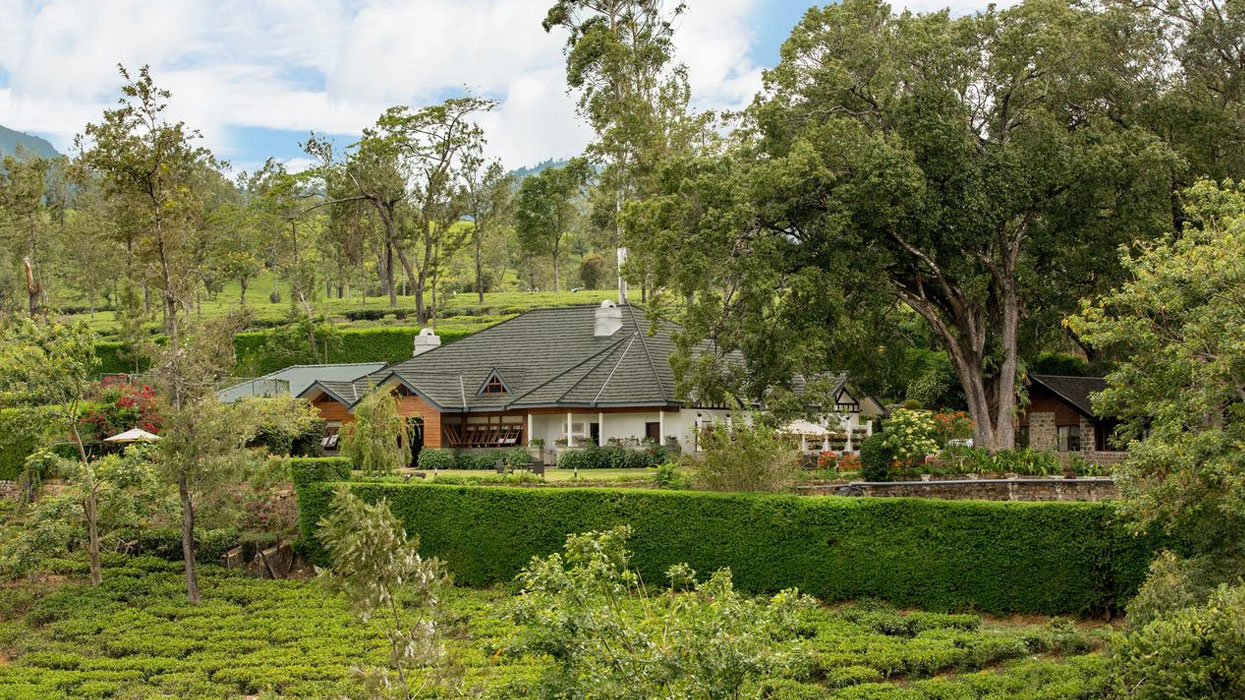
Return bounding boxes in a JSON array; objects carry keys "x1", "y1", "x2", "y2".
[
  {"x1": 297, "y1": 301, "x2": 880, "y2": 463},
  {"x1": 1017, "y1": 374, "x2": 1126, "y2": 465}
]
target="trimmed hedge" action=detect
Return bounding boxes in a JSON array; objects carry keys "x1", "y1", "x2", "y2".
[
  {"x1": 293, "y1": 473, "x2": 1156, "y2": 615},
  {"x1": 234, "y1": 326, "x2": 477, "y2": 376},
  {"x1": 94, "y1": 325, "x2": 480, "y2": 377},
  {"x1": 416, "y1": 447, "x2": 532, "y2": 471},
  {"x1": 558, "y1": 443, "x2": 668, "y2": 470}
]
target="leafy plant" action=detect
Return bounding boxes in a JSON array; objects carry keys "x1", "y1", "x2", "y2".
[
  {"x1": 860, "y1": 434, "x2": 895, "y2": 482},
  {"x1": 340, "y1": 391, "x2": 410, "y2": 474},
  {"x1": 693, "y1": 419, "x2": 799, "y2": 492},
  {"x1": 507, "y1": 526, "x2": 813, "y2": 699},
  {"x1": 318, "y1": 487, "x2": 457, "y2": 699}
]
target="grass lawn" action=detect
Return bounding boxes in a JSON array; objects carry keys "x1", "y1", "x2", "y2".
[{"x1": 0, "y1": 557, "x2": 1113, "y2": 699}]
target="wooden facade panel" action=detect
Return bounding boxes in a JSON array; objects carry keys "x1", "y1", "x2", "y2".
[
  {"x1": 397, "y1": 395, "x2": 443, "y2": 448},
  {"x1": 312, "y1": 397, "x2": 353, "y2": 423},
  {"x1": 1018, "y1": 387, "x2": 1083, "y2": 426}
]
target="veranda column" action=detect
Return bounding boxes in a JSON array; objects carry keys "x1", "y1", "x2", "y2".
[
  {"x1": 566, "y1": 412, "x2": 574, "y2": 448},
  {"x1": 658, "y1": 410, "x2": 665, "y2": 444},
  {"x1": 527, "y1": 413, "x2": 534, "y2": 446},
  {"x1": 598, "y1": 411, "x2": 604, "y2": 445},
  {"x1": 845, "y1": 416, "x2": 854, "y2": 453}
]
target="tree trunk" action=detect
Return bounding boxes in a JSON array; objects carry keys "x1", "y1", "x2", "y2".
[
  {"x1": 179, "y1": 476, "x2": 200, "y2": 604},
  {"x1": 475, "y1": 232, "x2": 485, "y2": 304},
  {"x1": 385, "y1": 240, "x2": 397, "y2": 308},
  {"x1": 552, "y1": 253, "x2": 560, "y2": 293},
  {"x1": 239, "y1": 277, "x2": 248, "y2": 305},
  {"x1": 85, "y1": 488, "x2": 101, "y2": 587}
]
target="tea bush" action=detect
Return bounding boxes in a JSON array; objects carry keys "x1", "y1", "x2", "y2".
[{"x1": 0, "y1": 558, "x2": 1113, "y2": 700}]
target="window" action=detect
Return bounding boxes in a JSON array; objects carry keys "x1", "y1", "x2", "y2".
[
  {"x1": 479, "y1": 371, "x2": 508, "y2": 395},
  {"x1": 1057, "y1": 425, "x2": 1081, "y2": 452},
  {"x1": 322, "y1": 425, "x2": 340, "y2": 450},
  {"x1": 1016, "y1": 425, "x2": 1030, "y2": 449}
]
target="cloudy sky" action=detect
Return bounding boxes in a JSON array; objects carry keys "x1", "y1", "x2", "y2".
[{"x1": 0, "y1": 0, "x2": 1012, "y2": 174}]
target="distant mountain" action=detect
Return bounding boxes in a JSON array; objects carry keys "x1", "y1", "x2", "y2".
[
  {"x1": 0, "y1": 124, "x2": 61, "y2": 159},
  {"x1": 509, "y1": 158, "x2": 569, "y2": 180}
]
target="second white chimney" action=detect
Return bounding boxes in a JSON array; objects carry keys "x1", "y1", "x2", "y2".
[
  {"x1": 595, "y1": 299, "x2": 623, "y2": 337},
  {"x1": 414, "y1": 327, "x2": 441, "y2": 356}
]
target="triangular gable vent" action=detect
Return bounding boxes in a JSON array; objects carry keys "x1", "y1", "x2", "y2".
[{"x1": 477, "y1": 370, "x2": 510, "y2": 395}]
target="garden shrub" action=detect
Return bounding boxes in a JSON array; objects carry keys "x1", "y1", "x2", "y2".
[
  {"x1": 692, "y1": 421, "x2": 796, "y2": 492},
  {"x1": 559, "y1": 443, "x2": 666, "y2": 471},
  {"x1": 1109, "y1": 583, "x2": 1245, "y2": 700},
  {"x1": 859, "y1": 434, "x2": 894, "y2": 482},
  {"x1": 287, "y1": 457, "x2": 352, "y2": 488},
  {"x1": 0, "y1": 407, "x2": 59, "y2": 480},
  {"x1": 292, "y1": 473, "x2": 1156, "y2": 615},
  {"x1": 879, "y1": 409, "x2": 940, "y2": 463},
  {"x1": 416, "y1": 447, "x2": 532, "y2": 470},
  {"x1": 120, "y1": 527, "x2": 241, "y2": 563}
]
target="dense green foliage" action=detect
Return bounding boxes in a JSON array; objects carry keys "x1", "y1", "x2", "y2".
[
  {"x1": 1072, "y1": 181, "x2": 1245, "y2": 605},
  {"x1": 859, "y1": 434, "x2": 894, "y2": 482},
  {"x1": 0, "y1": 556, "x2": 1116, "y2": 700},
  {"x1": 557, "y1": 443, "x2": 666, "y2": 471},
  {"x1": 294, "y1": 474, "x2": 1154, "y2": 615},
  {"x1": 417, "y1": 447, "x2": 532, "y2": 471},
  {"x1": 1108, "y1": 583, "x2": 1245, "y2": 700},
  {"x1": 0, "y1": 407, "x2": 58, "y2": 480}
]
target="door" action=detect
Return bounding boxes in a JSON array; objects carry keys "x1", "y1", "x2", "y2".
[
  {"x1": 645, "y1": 421, "x2": 661, "y2": 443},
  {"x1": 589, "y1": 422, "x2": 600, "y2": 446}
]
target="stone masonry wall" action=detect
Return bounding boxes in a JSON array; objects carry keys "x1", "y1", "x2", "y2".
[{"x1": 1029, "y1": 412, "x2": 1056, "y2": 450}]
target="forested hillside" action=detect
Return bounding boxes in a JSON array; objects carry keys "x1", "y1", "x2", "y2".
[{"x1": 0, "y1": 124, "x2": 60, "y2": 159}]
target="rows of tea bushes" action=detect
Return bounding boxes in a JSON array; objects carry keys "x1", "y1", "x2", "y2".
[
  {"x1": 290, "y1": 459, "x2": 1155, "y2": 615},
  {"x1": 0, "y1": 555, "x2": 1113, "y2": 699}
]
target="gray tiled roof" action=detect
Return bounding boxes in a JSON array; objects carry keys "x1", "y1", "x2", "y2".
[
  {"x1": 217, "y1": 363, "x2": 386, "y2": 404},
  {"x1": 361, "y1": 304, "x2": 691, "y2": 412}
]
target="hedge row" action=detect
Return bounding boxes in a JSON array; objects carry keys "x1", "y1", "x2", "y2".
[
  {"x1": 558, "y1": 443, "x2": 668, "y2": 470},
  {"x1": 292, "y1": 470, "x2": 1156, "y2": 616},
  {"x1": 94, "y1": 325, "x2": 479, "y2": 376},
  {"x1": 417, "y1": 448, "x2": 532, "y2": 471}
]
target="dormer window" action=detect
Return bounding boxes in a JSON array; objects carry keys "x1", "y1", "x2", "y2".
[{"x1": 478, "y1": 370, "x2": 509, "y2": 395}]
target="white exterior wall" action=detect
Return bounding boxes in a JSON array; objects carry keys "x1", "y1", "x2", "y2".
[{"x1": 524, "y1": 407, "x2": 735, "y2": 453}]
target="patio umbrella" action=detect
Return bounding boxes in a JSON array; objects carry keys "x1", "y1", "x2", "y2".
[{"x1": 103, "y1": 428, "x2": 160, "y2": 443}]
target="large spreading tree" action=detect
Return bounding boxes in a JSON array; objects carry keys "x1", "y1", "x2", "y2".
[{"x1": 626, "y1": 0, "x2": 1175, "y2": 450}]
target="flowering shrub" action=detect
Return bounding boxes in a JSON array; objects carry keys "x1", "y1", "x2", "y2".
[
  {"x1": 81, "y1": 383, "x2": 161, "y2": 442},
  {"x1": 880, "y1": 409, "x2": 940, "y2": 464},
  {"x1": 932, "y1": 411, "x2": 975, "y2": 444},
  {"x1": 837, "y1": 453, "x2": 861, "y2": 473},
  {"x1": 817, "y1": 451, "x2": 840, "y2": 470}
]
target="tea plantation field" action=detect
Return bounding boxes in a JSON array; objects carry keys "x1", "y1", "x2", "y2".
[{"x1": 0, "y1": 558, "x2": 1113, "y2": 699}]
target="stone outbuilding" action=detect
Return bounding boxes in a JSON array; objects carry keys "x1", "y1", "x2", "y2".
[{"x1": 1017, "y1": 374, "x2": 1126, "y2": 465}]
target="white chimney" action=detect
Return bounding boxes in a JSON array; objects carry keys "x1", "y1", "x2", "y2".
[
  {"x1": 595, "y1": 299, "x2": 623, "y2": 337},
  {"x1": 414, "y1": 327, "x2": 441, "y2": 356}
]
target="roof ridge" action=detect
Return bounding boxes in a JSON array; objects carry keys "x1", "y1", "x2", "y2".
[
  {"x1": 590, "y1": 334, "x2": 637, "y2": 405},
  {"x1": 557, "y1": 336, "x2": 633, "y2": 404},
  {"x1": 625, "y1": 303, "x2": 670, "y2": 403},
  {"x1": 504, "y1": 335, "x2": 632, "y2": 405}
]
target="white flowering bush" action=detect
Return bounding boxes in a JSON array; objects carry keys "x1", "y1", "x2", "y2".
[{"x1": 880, "y1": 409, "x2": 941, "y2": 465}]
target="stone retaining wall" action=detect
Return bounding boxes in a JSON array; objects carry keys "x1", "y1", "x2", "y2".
[{"x1": 800, "y1": 477, "x2": 1119, "y2": 502}]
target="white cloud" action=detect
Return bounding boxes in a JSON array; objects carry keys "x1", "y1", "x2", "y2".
[{"x1": 0, "y1": 0, "x2": 764, "y2": 168}]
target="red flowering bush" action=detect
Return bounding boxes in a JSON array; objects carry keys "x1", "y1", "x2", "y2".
[
  {"x1": 82, "y1": 383, "x2": 162, "y2": 442},
  {"x1": 932, "y1": 411, "x2": 975, "y2": 444},
  {"x1": 817, "y1": 451, "x2": 839, "y2": 470},
  {"x1": 837, "y1": 453, "x2": 861, "y2": 473}
]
